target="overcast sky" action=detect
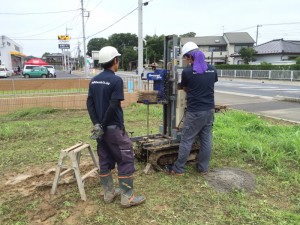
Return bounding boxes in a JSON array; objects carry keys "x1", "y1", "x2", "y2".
[{"x1": 1, "y1": 0, "x2": 300, "y2": 57}]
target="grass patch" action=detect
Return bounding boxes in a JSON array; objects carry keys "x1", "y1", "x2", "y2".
[{"x1": 0, "y1": 105, "x2": 299, "y2": 224}]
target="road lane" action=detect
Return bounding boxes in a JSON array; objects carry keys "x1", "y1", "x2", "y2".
[
  {"x1": 216, "y1": 92, "x2": 300, "y2": 123},
  {"x1": 216, "y1": 79, "x2": 300, "y2": 99}
]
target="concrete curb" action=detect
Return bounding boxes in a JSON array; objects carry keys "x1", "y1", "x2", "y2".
[{"x1": 273, "y1": 95, "x2": 300, "y2": 103}]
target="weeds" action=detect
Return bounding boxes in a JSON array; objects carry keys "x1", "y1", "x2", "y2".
[{"x1": 0, "y1": 106, "x2": 299, "y2": 224}]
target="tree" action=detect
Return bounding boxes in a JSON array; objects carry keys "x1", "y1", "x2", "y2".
[
  {"x1": 180, "y1": 32, "x2": 196, "y2": 38},
  {"x1": 144, "y1": 35, "x2": 164, "y2": 64},
  {"x1": 239, "y1": 48, "x2": 257, "y2": 64},
  {"x1": 122, "y1": 47, "x2": 138, "y2": 71},
  {"x1": 87, "y1": 38, "x2": 108, "y2": 56},
  {"x1": 295, "y1": 56, "x2": 300, "y2": 64},
  {"x1": 108, "y1": 33, "x2": 138, "y2": 54},
  {"x1": 42, "y1": 52, "x2": 50, "y2": 58}
]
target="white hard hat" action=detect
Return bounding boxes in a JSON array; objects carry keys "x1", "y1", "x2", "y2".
[
  {"x1": 181, "y1": 42, "x2": 198, "y2": 56},
  {"x1": 98, "y1": 46, "x2": 121, "y2": 64}
]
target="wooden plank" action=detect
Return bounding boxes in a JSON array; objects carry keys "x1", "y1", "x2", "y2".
[
  {"x1": 81, "y1": 168, "x2": 98, "y2": 181},
  {"x1": 62, "y1": 142, "x2": 83, "y2": 152},
  {"x1": 73, "y1": 143, "x2": 90, "y2": 153},
  {"x1": 60, "y1": 168, "x2": 73, "y2": 177}
]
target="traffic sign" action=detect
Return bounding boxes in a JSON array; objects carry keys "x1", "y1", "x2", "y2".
[
  {"x1": 58, "y1": 35, "x2": 70, "y2": 41},
  {"x1": 59, "y1": 44, "x2": 70, "y2": 49}
]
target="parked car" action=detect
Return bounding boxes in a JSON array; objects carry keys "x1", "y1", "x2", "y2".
[
  {"x1": 23, "y1": 66, "x2": 49, "y2": 78},
  {"x1": 0, "y1": 66, "x2": 12, "y2": 78},
  {"x1": 44, "y1": 65, "x2": 56, "y2": 78}
]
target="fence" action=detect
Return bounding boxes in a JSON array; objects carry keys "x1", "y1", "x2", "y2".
[
  {"x1": 0, "y1": 76, "x2": 140, "y2": 115},
  {"x1": 219, "y1": 70, "x2": 300, "y2": 81},
  {"x1": 1, "y1": 70, "x2": 299, "y2": 115}
]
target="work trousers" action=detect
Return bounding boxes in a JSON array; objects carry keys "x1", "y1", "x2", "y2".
[
  {"x1": 173, "y1": 109, "x2": 214, "y2": 174},
  {"x1": 97, "y1": 127, "x2": 135, "y2": 176}
]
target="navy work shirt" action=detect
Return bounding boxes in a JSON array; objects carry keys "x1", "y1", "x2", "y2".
[
  {"x1": 181, "y1": 64, "x2": 218, "y2": 112},
  {"x1": 87, "y1": 69, "x2": 124, "y2": 128}
]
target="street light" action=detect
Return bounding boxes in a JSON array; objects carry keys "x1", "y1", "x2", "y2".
[{"x1": 138, "y1": 0, "x2": 150, "y2": 89}]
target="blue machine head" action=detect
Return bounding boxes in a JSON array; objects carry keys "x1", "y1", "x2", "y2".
[{"x1": 146, "y1": 69, "x2": 168, "y2": 101}]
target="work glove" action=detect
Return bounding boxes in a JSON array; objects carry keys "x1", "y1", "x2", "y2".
[{"x1": 90, "y1": 123, "x2": 104, "y2": 140}]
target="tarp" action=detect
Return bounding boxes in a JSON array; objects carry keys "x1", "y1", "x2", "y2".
[{"x1": 24, "y1": 58, "x2": 48, "y2": 65}]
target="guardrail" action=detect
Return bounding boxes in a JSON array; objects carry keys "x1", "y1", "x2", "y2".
[{"x1": 218, "y1": 70, "x2": 300, "y2": 81}]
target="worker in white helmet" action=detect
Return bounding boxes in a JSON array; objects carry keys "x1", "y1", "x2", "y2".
[
  {"x1": 87, "y1": 46, "x2": 146, "y2": 207},
  {"x1": 165, "y1": 42, "x2": 218, "y2": 175}
]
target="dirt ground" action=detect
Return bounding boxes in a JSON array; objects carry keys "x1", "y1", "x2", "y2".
[
  {"x1": 1, "y1": 160, "x2": 101, "y2": 224},
  {"x1": 1, "y1": 159, "x2": 257, "y2": 224}
]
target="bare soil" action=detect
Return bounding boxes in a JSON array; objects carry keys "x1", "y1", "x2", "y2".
[
  {"x1": 203, "y1": 168, "x2": 256, "y2": 193},
  {"x1": 0, "y1": 160, "x2": 100, "y2": 224}
]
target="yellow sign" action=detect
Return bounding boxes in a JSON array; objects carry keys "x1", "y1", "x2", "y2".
[{"x1": 58, "y1": 35, "x2": 70, "y2": 40}]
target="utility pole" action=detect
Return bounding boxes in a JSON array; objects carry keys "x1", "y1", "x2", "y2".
[
  {"x1": 256, "y1": 24, "x2": 262, "y2": 46},
  {"x1": 66, "y1": 26, "x2": 72, "y2": 73},
  {"x1": 77, "y1": 41, "x2": 81, "y2": 70},
  {"x1": 80, "y1": 0, "x2": 88, "y2": 77},
  {"x1": 138, "y1": 0, "x2": 143, "y2": 89}
]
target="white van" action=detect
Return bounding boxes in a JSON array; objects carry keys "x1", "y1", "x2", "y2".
[{"x1": 23, "y1": 65, "x2": 37, "y2": 75}]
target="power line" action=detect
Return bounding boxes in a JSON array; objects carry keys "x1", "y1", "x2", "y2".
[
  {"x1": 11, "y1": 13, "x2": 81, "y2": 39},
  {"x1": 6, "y1": 11, "x2": 81, "y2": 37},
  {"x1": 87, "y1": 6, "x2": 138, "y2": 39},
  {"x1": 90, "y1": 0, "x2": 105, "y2": 11},
  {"x1": 263, "y1": 22, "x2": 300, "y2": 26},
  {"x1": 23, "y1": 5, "x2": 140, "y2": 41},
  {"x1": 0, "y1": 9, "x2": 79, "y2": 15}
]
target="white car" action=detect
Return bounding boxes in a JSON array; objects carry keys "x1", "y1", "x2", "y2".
[
  {"x1": 44, "y1": 65, "x2": 56, "y2": 78},
  {"x1": 0, "y1": 66, "x2": 11, "y2": 78}
]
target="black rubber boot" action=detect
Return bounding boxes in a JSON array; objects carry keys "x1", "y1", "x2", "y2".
[
  {"x1": 100, "y1": 173, "x2": 120, "y2": 203},
  {"x1": 118, "y1": 176, "x2": 146, "y2": 207}
]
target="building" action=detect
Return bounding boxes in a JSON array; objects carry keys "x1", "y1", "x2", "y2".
[
  {"x1": 252, "y1": 39, "x2": 300, "y2": 65},
  {"x1": 181, "y1": 32, "x2": 255, "y2": 65},
  {"x1": 43, "y1": 53, "x2": 64, "y2": 69},
  {"x1": 44, "y1": 52, "x2": 79, "y2": 70},
  {"x1": 0, "y1": 35, "x2": 26, "y2": 70}
]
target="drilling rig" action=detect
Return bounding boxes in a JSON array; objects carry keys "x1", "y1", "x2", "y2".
[{"x1": 131, "y1": 35, "x2": 200, "y2": 170}]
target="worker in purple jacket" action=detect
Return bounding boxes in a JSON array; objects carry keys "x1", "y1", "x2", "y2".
[{"x1": 166, "y1": 42, "x2": 218, "y2": 175}]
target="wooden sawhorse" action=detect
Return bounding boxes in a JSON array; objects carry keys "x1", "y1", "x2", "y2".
[{"x1": 51, "y1": 142, "x2": 99, "y2": 201}]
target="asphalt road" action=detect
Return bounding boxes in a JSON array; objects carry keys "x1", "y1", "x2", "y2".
[
  {"x1": 215, "y1": 78, "x2": 300, "y2": 123},
  {"x1": 216, "y1": 79, "x2": 300, "y2": 99}
]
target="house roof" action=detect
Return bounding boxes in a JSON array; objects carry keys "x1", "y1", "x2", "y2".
[
  {"x1": 254, "y1": 39, "x2": 300, "y2": 54},
  {"x1": 45, "y1": 53, "x2": 63, "y2": 57},
  {"x1": 181, "y1": 36, "x2": 227, "y2": 46},
  {"x1": 181, "y1": 32, "x2": 255, "y2": 46},
  {"x1": 223, "y1": 32, "x2": 255, "y2": 44}
]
